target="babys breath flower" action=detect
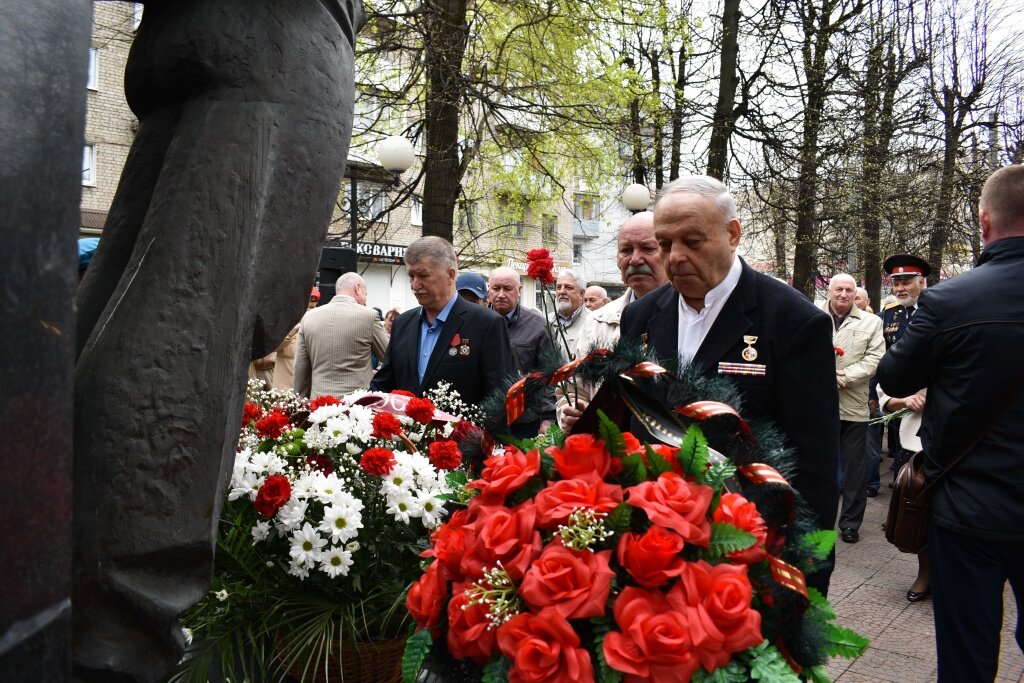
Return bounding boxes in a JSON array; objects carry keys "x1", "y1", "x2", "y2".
[
  {"x1": 319, "y1": 547, "x2": 355, "y2": 578},
  {"x1": 251, "y1": 520, "x2": 272, "y2": 542},
  {"x1": 464, "y1": 564, "x2": 523, "y2": 629},
  {"x1": 557, "y1": 508, "x2": 612, "y2": 552},
  {"x1": 289, "y1": 523, "x2": 327, "y2": 566},
  {"x1": 215, "y1": 589, "x2": 229, "y2": 602},
  {"x1": 385, "y1": 489, "x2": 422, "y2": 524},
  {"x1": 319, "y1": 505, "x2": 363, "y2": 543}
]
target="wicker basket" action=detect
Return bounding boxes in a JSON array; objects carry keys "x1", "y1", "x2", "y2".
[{"x1": 275, "y1": 633, "x2": 406, "y2": 683}]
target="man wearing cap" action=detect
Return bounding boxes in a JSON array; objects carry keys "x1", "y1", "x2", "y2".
[
  {"x1": 294, "y1": 272, "x2": 388, "y2": 398},
  {"x1": 456, "y1": 272, "x2": 490, "y2": 307},
  {"x1": 488, "y1": 266, "x2": 556, "y2": 436}
]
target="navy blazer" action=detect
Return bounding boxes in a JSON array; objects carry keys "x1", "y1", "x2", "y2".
[
  {"x1": 619, "y1": 260, "x2": 840, "y2": 536},
  {"x1": 371, "y1": 295, "x2": 514, "y2": 406}
]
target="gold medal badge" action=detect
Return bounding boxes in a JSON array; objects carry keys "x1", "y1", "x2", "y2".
[{"x1": 741, "y1": 335, "x2": 759, "y2": 362}]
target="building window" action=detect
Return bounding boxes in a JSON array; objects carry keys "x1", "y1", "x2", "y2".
[
  {"x1": 497, "y1": 197, "x2": 524, "y2": 237},
  {"x1": 542, "y1": 214, "x2": 557, "y2": 243},
  {"x1": 411, "y1": 196, "x2": 423, "y2": 226},
  {"x1": 572, "y1": 243, "x2": 583, "y2": 266},
  {"x1": 82, "y1": 144, "x2": 96, "y2": 186},
  {"x1": 574, "y1": 193, "x2": 597, "y2": 221},
  {"x1": 345, "y1": 182, "x2": 389, "y2": 223},
  {"x1": 86, "y1": 48, "x2": 98, "y2": 90}
]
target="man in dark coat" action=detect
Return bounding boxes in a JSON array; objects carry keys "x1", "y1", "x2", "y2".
[
  {"x1": 371, "y1": 237, "x2": 513, "y2": 406},
  {"x1": 877, "y1": 164, "x2": 1024, "y2": 682},
  {"x1": 619, "y1": 175, "x2": 840, "y2": 595}
]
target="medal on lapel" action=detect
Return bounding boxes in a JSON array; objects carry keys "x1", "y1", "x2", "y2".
[
  {"x1": 459, "y1": 338, "x2": 471, "y2": 356},
  {"x1": 640, "y1": 332, "x2": 649, "y2": 352},
  {"x1": 448, "y1": 333, "x2": 461, "y2": 357},
  {"x1": 741, "y1": 335, "x2": 759, "y2": 362}
]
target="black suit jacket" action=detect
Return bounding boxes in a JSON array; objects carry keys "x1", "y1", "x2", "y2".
[
  {"x1": 619, "y1": 260, "x2": 840, "y2": 534},
  {"x1": 371, "y1": 295, "x2": 514, "y2": 405}
]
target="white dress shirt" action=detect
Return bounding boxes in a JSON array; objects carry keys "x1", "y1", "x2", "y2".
[{"x1": 676, "y1": 256, "x2": 743, "y2": 364}]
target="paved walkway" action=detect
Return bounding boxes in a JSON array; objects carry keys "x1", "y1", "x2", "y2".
[{"x1": 824, "y1": 458, "x2": 1023, "y2": 682}]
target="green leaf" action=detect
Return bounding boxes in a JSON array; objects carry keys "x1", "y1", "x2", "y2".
[
  {"x1": 705, "y1": 521, "x2": 756, "y2": 559},
  {"x1": 822, "y1": 623, "x2": 870, "y2": 659},
  {"x1": 597, "y1": 410, "x2": 629, "y2": 460},
  {"x1": 446, "y1": 470, "x2": 469, "y2": 488},
  {"x1": 744, "y1": 641, "x2": 801, "y2": 681},
  {"x1": 805, "y1": 587, "x2": 835, "y2": 619},
  {"x1": 803, "y1": 665, "x2": 832, "y2": 683},
  {"x1": 619, "y1": 452, "x2": 647, "y2": 486},
  {"x1": 678, "y1": 424, "x2": 710, "y2": 482},
  {"x1": 482, "y1": 656, "x2": 512, "y2": 683},
  {"x1": 606, "y1": 503, "x2": 633, "y2": 534},
  {"x1": 704, "y1": 459, "x2": 738, "y2": 493},
  {"x1": 644, "y1": 444, "x2": 673, "y2": 477},
  {"x1": 544, "y1": 421, "x2": 566, "y2": 448},
  {"x1": 401, "y1": 629, "x2": 433, "y2": 683},
  {"x1": 589, "y1": 622, "x2": 623, "y2": 683},
  {"x1": 801, "y1": 530, "x2": 837, "y2": 561},
  {"x1": 692, "y1": 659, "x2": 750, "y2": 682}
]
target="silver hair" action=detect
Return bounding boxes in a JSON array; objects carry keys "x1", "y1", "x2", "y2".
[
  {"x1": 556, "y1": 269, "x2": 586, "y2": 290},
  {"x1": 335, "y1": 271, "x2": 364, "y2": 294},
  {"x1": 489, "y1": 266, "x2": 522, "y2": 285},
  {"x1": 655, "y1": 175, "x2": 737, "y2": 227},
  {"x1": 405, "y1": 236, "x2": 457, "y2": 270},
  {"x1": 828, "y1": 273, "x2": 856, "y2": 289}
]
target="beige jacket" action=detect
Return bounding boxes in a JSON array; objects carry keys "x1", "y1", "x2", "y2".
[
  {"x1": 555, "y1": 293, "x2": 630, "y2": 430},
  {"x1": 293, "y1": 295, "x2": 389, "y2": 399},
  {"x1": 821, "y1": 302, "x2": 885, "y2": 421}
]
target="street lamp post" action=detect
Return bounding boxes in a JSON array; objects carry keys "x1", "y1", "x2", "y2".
[
  {"x1": 348, "y1": 135, "x2": 416, "y2": 249},
  {"x1": 621, "y1": 182, "x2": 651, "y2": 213}
]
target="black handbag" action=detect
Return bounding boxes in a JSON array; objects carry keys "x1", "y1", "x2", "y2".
[{"x1": 884, "y1": 378, "x2": 1024, "y2": 554}]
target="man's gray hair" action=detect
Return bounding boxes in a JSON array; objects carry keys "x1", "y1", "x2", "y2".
[
  {"x1": 336, "y1": 271, "x2": 364, "y2": 294},
  {"x1": 655, "y1": 175, "x2": 737, "y2": 226},
  {"x1": 556, "y1": 269, "x2": 586, "y2": 290},
  {"x1": 489, "y1": 266, "x2": 521, "y2": 285},
  {"x1": 829, "y1": 273, "x2": 856, "y2": 289},
  {"x1": 405, "y1": 236, "x2": 457, "y2": 270}
]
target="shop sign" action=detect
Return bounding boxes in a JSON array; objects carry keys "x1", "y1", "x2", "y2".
[{"x1": 357, "y1": 242, "x2": 406, "y2": 265}]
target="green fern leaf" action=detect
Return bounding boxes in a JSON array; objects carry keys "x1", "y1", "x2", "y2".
[
  {"x1": 801, "y1": 530, "x2": 837, "y2": 560},
  {"x1": 822, "y1": 623, "x2": 870, "y2": 659},
  {"x1": 678, "y1": 423, "x2": 710, "y2": 482},
  {"x1": 803, "y1": 665, "x2": 832, "y2": 683},
  {"x1": 619, "y1": 452, "x2": 647, "y2": 486},
  {"x1": 590, "y1": 620, "x2": 623, "y2": 683},
  {"x1": 482, "y1": 656, "x2": 512, "y2": 683},
  {"x1": 704, "y1": 459, "x2": 737, "y2": 492},
  {"x1": 706, "y1": 521, "x2": 756, "y2": 559},
  {"x1": 744, "y1": 641, "x2": 801, "y2": 681},
  {"x1": 692, "y1": 660, "x2": 750, "y2": 682},
  {"x1": 401, "y1": 629, "x2": 433, "y2": 683},
  {"x1": 606, "y1": 503, "x2": 633, "y2": 534},
  {"x1": 644, "y1": 444, "x2": 673, "y2": 477},
  {"x1": 597, "y1": 410, "x2": 629, "y2": 460}
]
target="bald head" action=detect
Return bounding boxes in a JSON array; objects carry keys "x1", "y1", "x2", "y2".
[
  {"x1": 336, "y1": 272, "x2": 368, "y2": 305},
  {"x1": 583, "y1": 285, "x2": 610, "y2": 310},
  {"x1": 488, "y1": 266, "x2": 522, "y2": 315},
  {"x1": 979, "y1": 165, "x2": 1024, "y2": 244},
  {"x1": 616, "y1": 211, "x2": 667, "y2": 299}
]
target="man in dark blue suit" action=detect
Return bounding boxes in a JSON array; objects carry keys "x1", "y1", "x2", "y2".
[
  {"x1": 371, "y1": 236, "x2": 513, "y2": 405},
  {"x1": 619, "y1": 175, "x2": 840, "y2": 595}
]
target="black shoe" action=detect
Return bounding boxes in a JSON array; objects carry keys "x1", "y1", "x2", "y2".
[
  {"x1": 865, "y1": 488, "x2": 878, "y2": 498},
  {"x1": 841, "y1": 528, "x2": 859, "y2": 543},
  {"x1": 906, "y1": 587, "x2": 932, "y2": 602}
]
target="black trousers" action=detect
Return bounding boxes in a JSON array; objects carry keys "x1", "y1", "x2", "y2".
[
  {"x1": 837, "y1": 420, "x2": 867, "y2": 531},
  {"x1": 930, "y1": 523, "x2": 1024, "y2": 682}
]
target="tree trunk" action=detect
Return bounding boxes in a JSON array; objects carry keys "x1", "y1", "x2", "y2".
[
  {"x1": 422, "y1": 0, "x2": 469, "y2": 241},
  {"x1": 707, "y1": 0, "x2": 741, "y2": 180}
]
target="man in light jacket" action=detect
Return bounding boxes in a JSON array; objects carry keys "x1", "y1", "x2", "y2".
[{"x1": 823, "y1": 273, "x2": 884, "y2": 543}]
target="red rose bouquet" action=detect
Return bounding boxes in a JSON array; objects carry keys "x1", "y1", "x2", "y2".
[{"x1": 402, "y1": 399, "x2": 866, "y2": 682}]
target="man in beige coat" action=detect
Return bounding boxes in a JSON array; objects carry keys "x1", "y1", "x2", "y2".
[
  {"x1": 823, "y1": 273, "x2": 885, "y2": 543},
  {"x1": 294, "y1": 272, "x2": 389, "y2": 399},
  {"x1": 557, "y1": 211, "x2": 668, "y2": 432}
]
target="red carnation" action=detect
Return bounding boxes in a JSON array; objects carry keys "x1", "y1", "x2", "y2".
[
  {"x1": 405, "y1": 397, "x2": 436, "y2": 424},
  {"x1": 361, "y1": 447, "x2": 397, "y2": 476},
  {"x1": 242, "y1": 402, "x2": 263, "y2": 427},
  {"x1": 254, "y1": 408, "x2": 290, "y2": 439},
  {"x1": 526, "y1": 248, "x2": 556, "y2": 285},
  {"x1": 834, "y1": 346, "x2": 845, "y2": 358},
  {"x1": 450, "y1": 419, "x2": 478, "y2": 443},
  {"x1": 429, "y1": 440, "x2": 463, "y2": 470},
  {"x1": 372, "y1": 411, "x2": 403, "y2": 439},
  {"x1": 308, "y1": 395, "x2": 341, "y2": 411},
  {"x1": 254, "y1": 474, "x2": 292, "y2": 518},
  {"x1": 304, "y1": 454, "x2": 334, "y2": 475}
]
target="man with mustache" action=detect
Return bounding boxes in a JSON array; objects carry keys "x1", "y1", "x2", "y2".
[
  {"x1": 371, "y1": 236, "x2": 513, "y2": 405},
  {"x1": 619, "y1": 175, "x2": 840, "y2": 595},
  {"x1": 557, "y1": 211, "x2": 668, "y2": 433},
  {"x1": 551, "y1": 269, "x2": 591, "y2": 354}
]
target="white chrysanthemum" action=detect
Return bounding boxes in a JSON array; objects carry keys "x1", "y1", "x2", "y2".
[
  {"x1": 319, "y1": 546, "x2": 354, "y2": 578},
  {"x1": 341, "y1": 390, "x2": 371, "y2": 405},
  {"x1": 406, "y1": 431, "x2": 422, "y2": 444},
  {"x1": 290, "y1": 471, "x2": 321, "y2": 500},
  {"x1": 288, "y1": 559, "x2": 311, "y2": 580},
  {"x1": 319, "y1": 505, "x2": 363, "y2": 543},
  {"x1": 249, "y1": 450, "x2": 288, "y2": 476},
  {"x1": 275, "y1": 498, "x2": 308, "y2": 532},
  {"x1": 228, "y1": 470, "x2": 261, "y2": 502},
  {"x1": 326, "y1": 489, "x2": 363, "y2": 512},
  {"x1": 308, "y1": 403, "x2": 347, "y2": 424},
  {"x1": 345, "y1": 442, "x2": 362, "y2": 455},
  {"x1": 381, "y1": 464, "x2": 416, "y2": 494},
  {"x1": 323, "y1": 416, "x2": 354, "y2": 447},
  {"x1": 416, "y1": 490, "x2": 447, "y2": 529},
  {"x1": 289, "y1": 523, "x2": 327, "y2": 566},
  {"x1": 386, "y1": 489, "x2": 423, "y2": 524},
  {"x1": 251, "y1": 520, "x2": 272, "y2": 542}
]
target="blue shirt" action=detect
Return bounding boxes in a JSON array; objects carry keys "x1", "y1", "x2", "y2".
[{"x1": 417, "y1": 294, "x2": 459, "y2": 385}]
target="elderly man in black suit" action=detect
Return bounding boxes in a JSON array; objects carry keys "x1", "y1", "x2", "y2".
[
  {"x1": 619, "y1": 175, "x2": 840, "y2": 595},
  {"x1": 371, "y1": 236, "x2": 513, "y2": 405}
]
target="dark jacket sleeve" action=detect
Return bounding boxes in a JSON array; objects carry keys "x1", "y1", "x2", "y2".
[
  {"x1": 369, "y1": 317, "x2": 399, "y2": 392},
  {"x1": 481, "y1": 312, "x2": 515, "y2": 400},
  {"x1": 778, "y1": 311, "x2": 841, "y2": 531},
  {"x1": 876, "y1": 293, "x2": 936, "y2": 398}
]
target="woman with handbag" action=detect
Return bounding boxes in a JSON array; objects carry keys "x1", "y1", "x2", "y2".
[{"x1": 878, "y1": 386, "x2": 930, "y2": 602}]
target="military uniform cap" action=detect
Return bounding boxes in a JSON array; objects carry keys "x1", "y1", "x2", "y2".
[{"x1": 883, "y1": 254, "x2": 931, "y2": 279}]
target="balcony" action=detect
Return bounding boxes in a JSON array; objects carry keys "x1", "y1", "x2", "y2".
[{"x1": 572, "y1": 218, "x2": 601, "y2": 239}]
